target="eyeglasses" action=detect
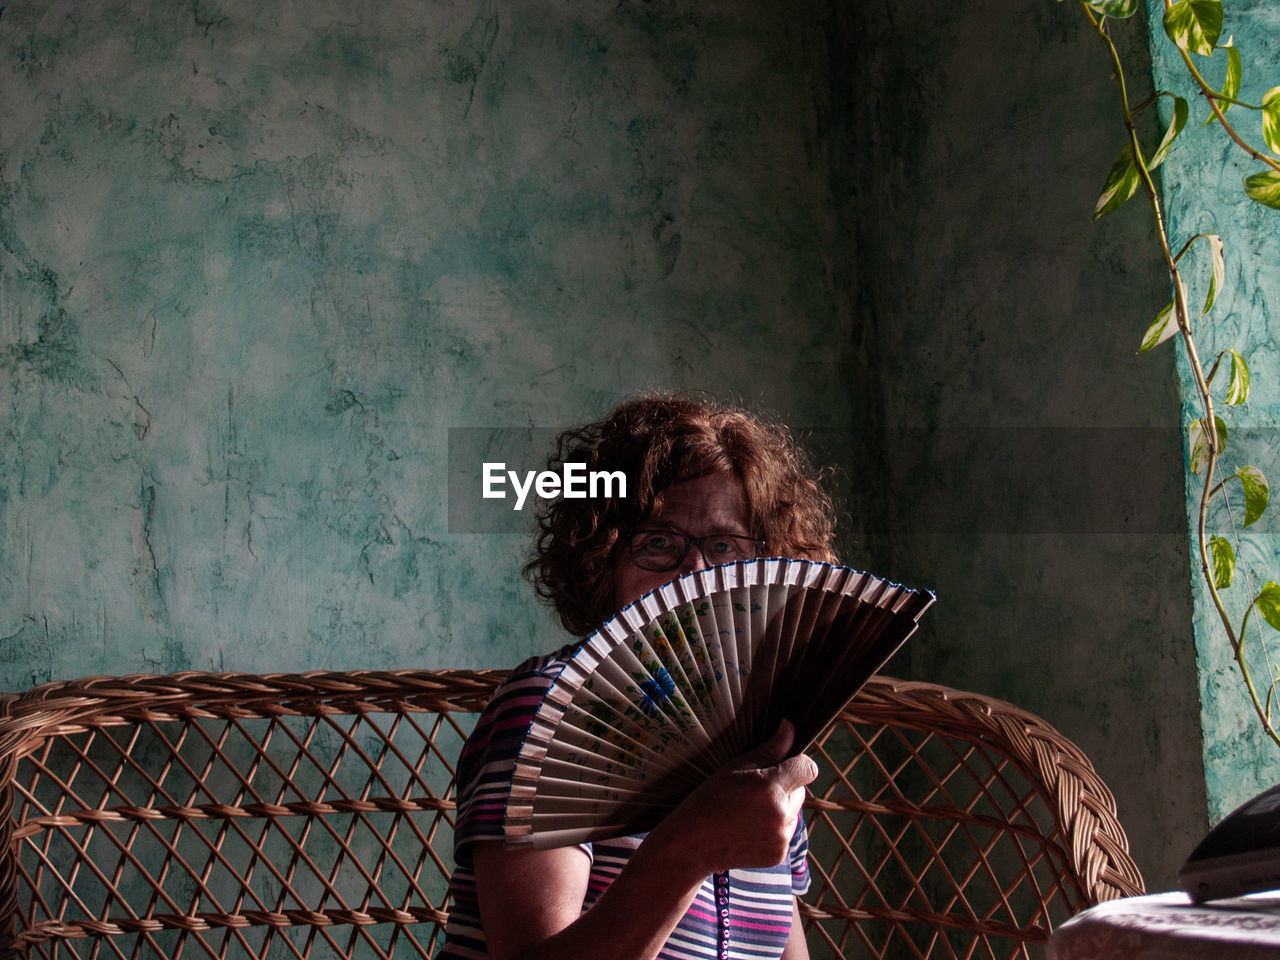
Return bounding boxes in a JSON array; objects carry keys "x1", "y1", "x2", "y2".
[{"x1": 628, "y1": 529, "x2": 767, "y2": 572}]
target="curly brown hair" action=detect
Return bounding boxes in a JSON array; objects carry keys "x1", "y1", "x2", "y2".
[{"x1": 525, "y1": 393, "x2": 838, "y2": 636}]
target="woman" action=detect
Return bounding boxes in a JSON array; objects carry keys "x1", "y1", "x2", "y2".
[{"x1": 440, "y1": 394, "x2": 839, "y2": 960}]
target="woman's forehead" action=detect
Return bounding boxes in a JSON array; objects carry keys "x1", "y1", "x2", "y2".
[{"x1": 651, "y1": 473, "x2": 750, "y2": 533}]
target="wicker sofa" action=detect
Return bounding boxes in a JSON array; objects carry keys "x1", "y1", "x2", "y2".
[{"x1": 0, "y1": 669, "x2": 1143, "y2": 959}]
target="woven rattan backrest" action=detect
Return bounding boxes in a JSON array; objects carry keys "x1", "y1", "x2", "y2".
[
  {"x1": 801, "y1": 678, "x2": 1143, "y2": 959},
  {"x1": 0, "y1": 671, "x2": 502, "y2": 960},
  {"x1": 0, "y1": 671, "x2": 1142, "y2": 960}
]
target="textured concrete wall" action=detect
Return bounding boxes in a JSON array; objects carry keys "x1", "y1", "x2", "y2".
[
  {"x1": 1147, "y1": 0, "x2": 1280, "y2": 822},
  {"x1": 838, "y1": 0, "x2": 1206, "y2": 887},
  {"x1": 1, "y1": 1, "x2": 855, "y2": 682}
]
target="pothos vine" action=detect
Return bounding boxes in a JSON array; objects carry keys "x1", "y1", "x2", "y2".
[{"x1": 1067, "y1": 0, "x2": 1280, "y2": 747}]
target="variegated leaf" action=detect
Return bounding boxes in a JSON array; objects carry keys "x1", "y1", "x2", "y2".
[
  {"x1": 1263, "y1": 86, "x2": 1280, "y2": 155},
  {"x1": 1095, "y1": 145, "x2": 1141, "y2": 219},
  {"x1": 1203, "y1": 234, "x2": 1225, "y2": 314},
  {"x1": 1244, "y1": 170, "x2": 1280, "y2": 209},
  {"x1": 1209, "y1": 535, "x2": 1235, "y2": 588},
  {"x1": 1224, "y1": 350, "x2": 1250, "y2": 405},
  {"x1": 1189, "y1": 415, "x2": 1227, "y2": 475},
  {"x1": 1164, "y1": 0, "x2": 1223, "y2": 56},
  {"x1": 1085, "y1": 0, "x2": 1139, "y2": 16},
  {"x1": 1139, "y1": 286, "x2": 1186, "y2": 353},
  {"x1": 1206, "y1": 43, "x2": 1242, "y2": 126},
  {"x1": 1150, "y1": 97, "x2": 1188, "y2": 169},
  {"x1": 1253, "y1": 582, "x2": 1280, "y2": 632},
  {"x1": 1238, "y1": 465, "x2": 1269, "y2": 526}
]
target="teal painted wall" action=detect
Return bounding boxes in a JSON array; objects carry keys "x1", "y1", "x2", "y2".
[
  {"x1": 1146, "y1": 0, "x2": 1280, "y2": 822},
  {"x1": 2, "y1": 1, "x2": 856, "y2": 680},
  {"x1": 1, "y1": 0, "x2": 1215, "y2": 893}
]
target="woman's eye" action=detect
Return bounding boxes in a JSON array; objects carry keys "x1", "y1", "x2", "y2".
[{"x1": 641, "y1": 534, "x2": 675, "y2": 551}]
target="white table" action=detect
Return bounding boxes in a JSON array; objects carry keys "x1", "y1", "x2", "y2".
[{"x1": 1048, "y1": 891, "x2": 1280, "y2": 959}]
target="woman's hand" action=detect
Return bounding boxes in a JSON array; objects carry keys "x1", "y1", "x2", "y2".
[
  {"x1": 652, "y1": 719, "x2": 818, "y2": 875},
  {"x1": 471, "y1": 720, "x2": 817, "y2": 960}
]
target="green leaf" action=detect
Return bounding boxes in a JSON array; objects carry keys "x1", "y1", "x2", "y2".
[
  {"x1": 1150, "y1": 96, "x2": 1188, "y2": 169},
  {"x1": 1223, "y1": 44, "x2": 1242, "y2": 111},
  {"x1": 1206, "y1": 41, "x2": 1242, "y2": 126},
  {"x1": 1244, "y1": 170, "x2": 1280, "y2": 209},
  {"x1": 1164, "y1": 0, "x2": 1224, "y2": 56},
  {"x1": 1224, "y1": 349, "x2": 1250, "y2": 405},
  {"x1": 1203, "y1": 234, "x2": 1225, "y2": 314},
  {"x1": 1085, "y1": 0, "x2": 1139, "y2": 16},
  {"x1": 1139, "y1": 286, "x2": 1185, "y2": 353},
  {"x1": 1094, "y1": 145, "x2": 1141, "y2": 219},
  {"x1": 1254, "y1": 582, "x2": 1280, "y2": 632},
  {"x1": 1189, "y1": 415, "x2": 1227, "y2": 474},
  {"x1": 1263, "y1": 86, "x2": 1280, "y2": 155},
  {"x1": 1209, "y1": 535, "x2": 1236, "y2": 588},
  {"x1": 1237, "y1": 465, "x2": 1269, "y2": 526}
]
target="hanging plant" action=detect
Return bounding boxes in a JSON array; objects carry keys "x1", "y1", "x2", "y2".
[{"x1": 1065, "y1": 0, "x2": 1280, "y2": 745}]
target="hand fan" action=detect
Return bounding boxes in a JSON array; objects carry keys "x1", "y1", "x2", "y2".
[{"x1": 504, "y1": 557, "x2": 935, "y2": 848}]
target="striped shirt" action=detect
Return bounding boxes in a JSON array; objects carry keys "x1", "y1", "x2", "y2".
[{"x1": 438, "y1": 648, "x2": 810, "y2": 960}]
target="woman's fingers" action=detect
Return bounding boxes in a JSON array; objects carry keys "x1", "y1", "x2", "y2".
[
  {"x1": 744, "y1": 718, "x2": 796, "y2": 767},
  {"x1": 773, "y1": 752, "x2": 819, "y2": 793},
  {"x1": 737, "y1": 720, "x2": 818, "y2": 792}
]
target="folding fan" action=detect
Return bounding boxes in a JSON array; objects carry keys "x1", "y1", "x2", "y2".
[{"x1": 504, "y1": 557, "x2": 935, "y2": 848}]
